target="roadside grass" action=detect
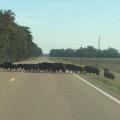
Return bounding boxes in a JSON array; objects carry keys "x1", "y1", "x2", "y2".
[
  {"x1": 50, "y1": 57, "x2": 120, "y2": 73},
  {"x1": 49, "y1": 57, "x2": 120, "y2": 99},
  {"x1": 25, "y1": 57, "x2": 41, "y2": 61},
  {"x1": 17, "y1": 56, "x2": 42, "y2": 63},
  {"x1": 80, "y1": 72, "x2": 120, "y2": 99}
]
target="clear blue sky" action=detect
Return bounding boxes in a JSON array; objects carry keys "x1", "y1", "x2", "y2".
[{"x1": 1, "y1": 0, "x2": 120, "y2": 53}]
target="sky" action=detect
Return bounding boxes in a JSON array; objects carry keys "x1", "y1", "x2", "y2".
[{"x1": 0, "y1": 0, "x2": 120, "y2": 53}]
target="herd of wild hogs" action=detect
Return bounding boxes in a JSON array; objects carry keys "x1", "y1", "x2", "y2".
[{"x1": 0, "y1": 62, "x2": 115, "y2": 80}]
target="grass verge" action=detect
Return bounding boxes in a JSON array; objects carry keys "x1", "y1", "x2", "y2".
[{"x1": 49, "y1": 57, "x2": 120, "y2": 99}]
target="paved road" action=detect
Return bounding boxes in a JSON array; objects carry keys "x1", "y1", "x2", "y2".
[{"x1": 0, "y1": 57, "x2": 120, "y2": 120}]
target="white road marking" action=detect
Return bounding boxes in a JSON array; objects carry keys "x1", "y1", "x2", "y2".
[
  {"x1": 73, "y1": 73, "x2": 120, "y2": 105},
  {"x1": 9, "y1": 78, "x2": 16, "y2": 82}
]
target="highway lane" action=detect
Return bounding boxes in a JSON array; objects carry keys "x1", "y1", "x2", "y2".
[{"x1": 0, "y1": 71, "x2": 120, "y2": 120}]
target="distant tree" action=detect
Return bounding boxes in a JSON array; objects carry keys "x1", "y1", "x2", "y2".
[
  {"x1": 49, "y1": 46, "x2": 120, "y2": 58},
  {"x1": 65, "y1": 48, "x2": 75, "y2": 57},
  {"x1": 101, "y1": 48, "x2": 120, "y2": 58}
]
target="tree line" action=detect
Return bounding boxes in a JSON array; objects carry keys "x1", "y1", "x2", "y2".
[
  {"x1": 0, "y1": 9, "x2": 43, "y2": 63},
  {"x1": 49, "y1": 46, "x2": 120, "y2": 58}
]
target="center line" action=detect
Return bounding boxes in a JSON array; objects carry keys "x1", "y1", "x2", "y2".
[{"x1": 9, "y1": 78, "x2": 16, "y2": 82}]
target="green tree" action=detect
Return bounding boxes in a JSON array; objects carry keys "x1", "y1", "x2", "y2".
[{"x1": 0, "y1": 9, "x2": 43, "y2": 63}]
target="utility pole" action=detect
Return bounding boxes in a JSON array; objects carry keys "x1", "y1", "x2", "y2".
[
  {"x1": 97, "y1": 36, "x2": 101, "y2": 67},
  {"x1": 98, "y1": 36, "x2": 100, "y2": 52},
  {"x1": 80, "y1": 44, "x2": 82, "y2": 48}
]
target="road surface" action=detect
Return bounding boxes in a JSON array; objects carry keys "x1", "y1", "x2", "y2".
[{"x1": 0, "y1": 57, "x2": 120, "y2": 120}]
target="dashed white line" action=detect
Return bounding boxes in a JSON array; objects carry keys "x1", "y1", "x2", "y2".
[
  {"x1": 73, "y1": 73, "x2": 120, "y2": 105},
  {"x1": 9, "y1": 78, "x2": 16, "y2": 82}
]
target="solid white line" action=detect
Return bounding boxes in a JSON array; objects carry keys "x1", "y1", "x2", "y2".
[
  {"x1": 9, "y1": 78, "x2": 16, "y2": 82},
  {"x1": 73, "y1": 73, "x2": 120, "y2": 105}
]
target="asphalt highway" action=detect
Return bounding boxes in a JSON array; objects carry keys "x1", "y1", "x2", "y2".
[{"x1": 0, "y1": 57, "x2": 120, "y2": 120}]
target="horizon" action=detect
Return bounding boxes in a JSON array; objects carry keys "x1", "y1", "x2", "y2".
[{"x1": 1, "y1": 0, "x2": 120, "y2": 53}]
